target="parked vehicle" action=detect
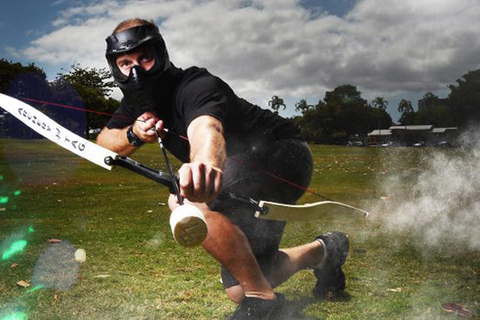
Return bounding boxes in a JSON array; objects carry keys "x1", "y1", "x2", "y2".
[
  {"x1": 413, "y1": 141, "x2": 426, "y2": 147},
  {"x1": 347, "y1": 141, "x2": 364, "y2": 146}
]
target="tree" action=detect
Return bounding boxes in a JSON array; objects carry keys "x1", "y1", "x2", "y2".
[
  {"x1": 55, "y1": 64, "x2": 120, "y2": 138},
  {"x1": 421, "y1": 92, "x2": 438, "y2": 108},
  {"x1": 293, "y1": 100, "x2": 326, "y2": 143},
  {"x1": 322, "y1": 85, "x2": 371, "y2": 143},
  {"x1": 58, "y1": 64, "x2": 116, "y2": 98},
  {"x1": 268, "y1": 95, "x2": 286, "y2": 114},
  {"x1": 372, "y1": 96, "x2": 388, "y2": 110},
  {"x1": 415, "y1": 104, "x2": 452, "y2": 127},
  {"x1": 447, "y1": 69, "x2": 480, "y2": 126},
  {"x1": 0, "y1": 59, "x2": 47, "y2": 94},
  {"x1": 294, "y1": 85, "x2": 392, "y2": 144},
  {"x1": 0, "y1": 59, "x2": 52, "y2": 138},
  {"x1": 397, "y1": 99, "x2": 413, "y2": 114},
  {"x1": 323, "y1": 84, "x2": 364, "y2": 105},
  {"x1": 397, "y1": 99, "x2": 414, "y2": 125},
  {"x1": 369, "y1": 107, "x2": 393, "y2": 129},
  {"x1": 294, "y1": 99, "x2": 313, "y2": 114}
]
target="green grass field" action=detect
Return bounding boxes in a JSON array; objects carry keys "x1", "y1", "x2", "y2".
[{"x1": 0, "y1": 139, "x2": 479, "y2": 319}]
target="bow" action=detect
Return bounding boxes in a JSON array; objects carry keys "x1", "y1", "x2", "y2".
[{"x1": 0, "y1": 93, "x2": 369, "y2": 220}]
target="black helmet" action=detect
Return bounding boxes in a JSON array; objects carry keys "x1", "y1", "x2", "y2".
[
  {"x1": 105, "y1": 24, "x2": 172, "y2": 111},
  {"x1": 105, "y1": 24, "x2": 170, "y2": 83}
]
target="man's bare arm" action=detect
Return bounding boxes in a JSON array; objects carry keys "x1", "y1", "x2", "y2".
[
  {"x1": 188, "y1": 115, "x2": 226, "y2": 169},
  {"x1": 97, "y1": 127, "x2": 138, "y2": 155},
  {"x1": 177, "y1": 115, "x2": 225, "y2": 203},
  {"x1": 96, "y1": 111, "x2": 163, "y2": 155}
]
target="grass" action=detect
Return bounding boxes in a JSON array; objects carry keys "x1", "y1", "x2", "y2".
[{"x1": 0, "y1": 139, "x2": 479, "y2": 319}]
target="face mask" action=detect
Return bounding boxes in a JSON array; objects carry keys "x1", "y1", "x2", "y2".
[
  {"x1": 105, "y1": 25, "x2": 172, "y2": 111},
  {"x1": 120, "y1": 65, "x2": 162, "y2": 112}
]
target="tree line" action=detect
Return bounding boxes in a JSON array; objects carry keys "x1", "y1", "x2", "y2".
[
  {"x1": 395, "y1": 70, "x2": 480, "y2": 129},
  {"x1": 268, "y1": 86, "x2": 392, "y2": 144},
  {"x1": 0, "y1": 59, "x2": 119, "y2": 139},
  {"x1": 1, "y1": 58, "x2": 480, "y2": 144},
  {"x1": 269, "y1": 69, "x2": 480, "y2": 144}
]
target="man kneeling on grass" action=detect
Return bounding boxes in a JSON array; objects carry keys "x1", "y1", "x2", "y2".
[{"x1": 97, "y1": 18, "x2": 349, "y2": 319}]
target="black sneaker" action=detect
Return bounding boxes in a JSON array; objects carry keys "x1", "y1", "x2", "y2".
[
  {"x1": 228, "y1": 293, "x2": 285, "y2": 320},
  {"x1": 313, "y1": 231, "x2": 349, "y2": 300}
]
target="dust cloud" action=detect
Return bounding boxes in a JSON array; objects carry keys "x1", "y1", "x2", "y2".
[{"x1": 375, "y1": 128, "x2": 480, "y2": 252}]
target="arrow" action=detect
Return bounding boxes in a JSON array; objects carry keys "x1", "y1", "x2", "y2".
[{"x1": 0, "y1": 93, "x2": 369, "y2": 221}]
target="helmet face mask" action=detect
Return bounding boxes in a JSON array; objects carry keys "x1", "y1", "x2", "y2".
[
  {"x1": 105, "y1": 24, "x2": 171, "y2": 111},
  {"x1": 106, "y1": 24, "x2": 170, "y2": 81},
  {"x1": 111, "y1": 45, "x2": 160, "y2": 83}
]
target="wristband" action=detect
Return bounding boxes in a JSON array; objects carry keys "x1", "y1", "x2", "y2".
[{"x1": 126, "y1": 126, "x2": 144, "y2": 147}]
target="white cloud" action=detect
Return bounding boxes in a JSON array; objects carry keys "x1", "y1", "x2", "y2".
[
  {"x1": 4, "y1": 46, "x2": 21, "y2": 59},
  {"x1": 24, "y1": 19, "x2": 112, "y2": 69},
  {"x1": 340, "y1": 0, "x2": 480, "y2": 91},
  {"x1": 52, "y1": 0, "x2": 67, "y2": 5},
  {"x1": 18, "y1": 0, "x2": 480, "y2": 112}
]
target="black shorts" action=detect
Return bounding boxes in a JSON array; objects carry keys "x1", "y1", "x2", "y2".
[{"x1": 207, "y1": 138, "x2": 313, "y2": 289}]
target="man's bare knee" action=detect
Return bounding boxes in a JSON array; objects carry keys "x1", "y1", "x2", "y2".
[{"x1": 225, "y1": 285, "x2": 244, "y2": 304}]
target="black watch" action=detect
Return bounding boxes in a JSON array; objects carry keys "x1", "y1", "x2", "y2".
[{"x1": 126, "y1": 126, "x2": 144, "y2": 147}]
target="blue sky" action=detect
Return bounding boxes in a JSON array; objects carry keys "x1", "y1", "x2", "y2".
[
  {"x1": 1, "y1": 0, "x2": 70, "y2": 75},
  {"x1": 2, "y1": 0, "x2": 480, "y2": 122},
  {"x1": 299, "y1": 0, "x2": 356, "y2": 17}
]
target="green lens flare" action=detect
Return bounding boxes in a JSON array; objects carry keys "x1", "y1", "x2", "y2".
[
  {"x1": 28, "y1": 284, "x2": 44, "y2": 292},
  {"x1": 28, "y1": 226, "x2": 34, "y2": 233},
  {"x1": 14, "y1": 190, "x2": 21, "y2": 196},
  {"x1": 1, "y1": 312, "x2": 28, "y2": 320},
  {"x1": 0, "y1": 175, "x2": 3, "y2": 180},
  {"x1": 0, "y1": 197, "x2": 8, "y2": 204},
  {"x1": 1, "y1": 240, "x2": 28, "y2": 260}
]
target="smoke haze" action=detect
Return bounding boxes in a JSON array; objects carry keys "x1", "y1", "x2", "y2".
[{"x1": 376, "y1": 128, "x2": 480, "y2": 252}]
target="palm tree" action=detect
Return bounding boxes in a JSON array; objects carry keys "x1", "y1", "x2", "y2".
[
  {"x1": 398, "y1": 99, "x2": 414, "y2": 126},
  {"x1": 268, "y1": 95, "x2": 286, "y2": 114},
  {"x1": 372, "y1": 97, "x2": 388, "y2": 110},
  {"x1": 294, "y1": 99, "x2": 313, "y2": 114},
  {"x1": 397, "y1": 99, "x2": 413, "y2": 114}
]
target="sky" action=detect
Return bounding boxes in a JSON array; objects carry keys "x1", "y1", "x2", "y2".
[{"x1": 1, "y1": 0, "x2": 480, "y2": 123}]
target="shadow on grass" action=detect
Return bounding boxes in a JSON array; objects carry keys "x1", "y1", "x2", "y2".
[{"x1": 280, "y1": 291, "x2": 352, "y2": 319}]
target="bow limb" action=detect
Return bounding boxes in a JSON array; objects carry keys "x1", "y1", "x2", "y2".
[
  {"x1": 0, "y1": 94, "x2": 175, "y2": 191},
  {"x1": 0, "y1": 93, "x2": 117, "y2": 170},
  {"x1": 254, "y1": 200, "x2": 370, "y2": 221}
]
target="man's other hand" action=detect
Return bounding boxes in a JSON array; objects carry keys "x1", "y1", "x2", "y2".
[
  {"x1": 178, "y1": 162, "x2": 223, "y2": 203},
  {"x1": 132, "y1": 112, "x2": 164, "y2": 143}
]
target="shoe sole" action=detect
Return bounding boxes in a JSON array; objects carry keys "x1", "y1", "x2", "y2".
[
  {"x1": 313, "y1": 231, "x2": 349, "y2": 299},
  {"x1": 318, "y1": 231, "x2": 349, "y2": 266},
  {"x1": 170, "y1": 205, "x2": 208, "y2": 247}
]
